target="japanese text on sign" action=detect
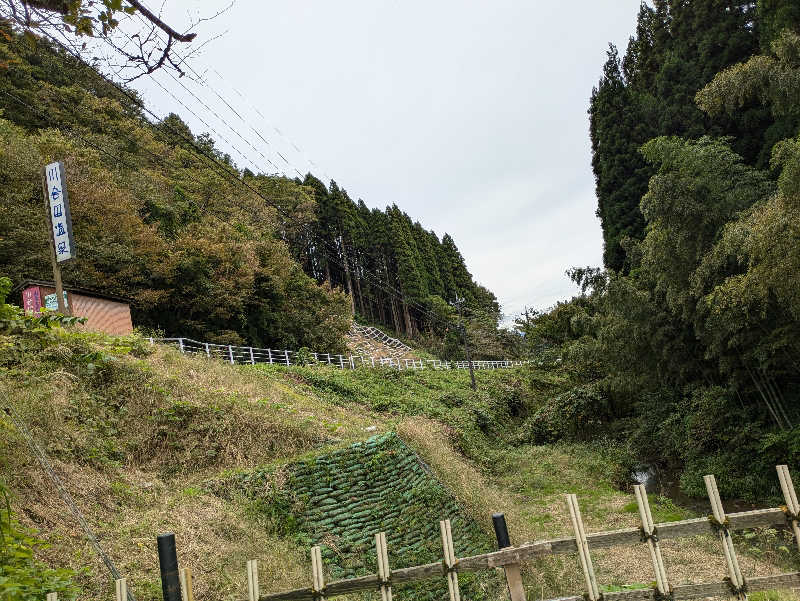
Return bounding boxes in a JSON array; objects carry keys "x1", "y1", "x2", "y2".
[{"x1": 45, "y1": 161, "x2": 75, "y2": 262}]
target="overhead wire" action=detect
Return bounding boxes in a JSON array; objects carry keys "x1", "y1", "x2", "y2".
[
  {"x1": 100, "y1": 11, "x2": 464, "y2": 325},
  {"x1": 125, "y1": 8, "x2": 319, "y2": 180},
  {"x1": 125, "y1": 10, "x2": 295, "y2": 177}
]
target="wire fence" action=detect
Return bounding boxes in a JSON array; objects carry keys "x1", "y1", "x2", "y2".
[
  {"x1": 350, "y1": 324, "x2": 414, "y2": 354},
  {"x1": 149, "y1": 338, "x2": 527, "y2": 371}
]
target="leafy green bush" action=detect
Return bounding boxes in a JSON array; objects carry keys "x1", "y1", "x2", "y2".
[
  {"x1": 515, "y1": 383, "x2": 608, "y2": 444},
  {"x1": 0, "y1": 485, "x2": 80, "y2": 600}
]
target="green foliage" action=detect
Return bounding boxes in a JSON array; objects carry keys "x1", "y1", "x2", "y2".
[
  {"x1": 590, "y1": 0, "x2": 780, "y2": 270},
  {"x1": 515, "y1": 383, "x2": 609, "y2": 445},
  {"x1": 532, "y1": 43, "x2": 800, "y2": 496},
  {"x1": 0, "y1": 29, "x2": 352, "y2": 353},
  {"x1": 300, "y1": 174, "x2": 502, "y2": 347},
  {"x1": 0, "y1": 486, "x2": 80, "y2": 601},
  {"x1": 0, "y1": 27, "x2": 505, "y2": 357}
]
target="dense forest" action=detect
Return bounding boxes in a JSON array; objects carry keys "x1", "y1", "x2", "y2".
[
  {"x1": 0, "y1": 26, "x2": 505, "y2": 356},
  {"x1": 516, "y1": 0, "x2": 800, "y2": 499},
  {"x1": 590, "y1": 0, "x2": 800, "y2": 271}
]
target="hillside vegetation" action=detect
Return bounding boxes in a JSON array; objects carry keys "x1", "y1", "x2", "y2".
[
  {"x1": 2, "y1": 286, "x2": 798, "y2": 600},
  {"x1": 0, "y1": 25, "x2": 511, "y2": 357},
  {"x1": 504, "y1": 1, "x2": 800, "y2": 503}
]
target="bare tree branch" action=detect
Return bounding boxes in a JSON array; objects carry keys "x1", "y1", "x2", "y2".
[
  {"x1": 125, "y1": 0, "x2": 195, "y2": 42},
  {"x1": 0, "y1": 0, "x2": 229, "y2": 82}
]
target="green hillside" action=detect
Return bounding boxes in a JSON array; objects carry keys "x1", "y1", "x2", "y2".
[
  {"x1": 0, "y1": 25, "x2": 511, "y2": 358},
  {"x1": 2, "y1": 288, "x2": 798, "y2": 600},
  {"x1": 3, "y1": 2, "x2": 800, "y2": 601}
]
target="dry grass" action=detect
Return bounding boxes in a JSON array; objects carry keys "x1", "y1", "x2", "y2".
[
  {"x1": 9, "y1": 457, "x2": 309, "y2": 601},
  {"x1": 0, "y1": 340, "x2": 387, "y2": 600},
  {"x1": 398, "y1": 417, "x2": 800, "y2": 599},
  {"x1": 2, "y1": 335, "x2": 798, "y2": 600}
]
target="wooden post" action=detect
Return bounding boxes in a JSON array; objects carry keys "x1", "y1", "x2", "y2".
[
  {"x1": 704, "y1": 474, "x2": 747, "y2": 599},
  {"x1": 115, "y1": 578, "x2": 127, "y2": 601},
  {"x1": 180, "y1": 568, "x2": 194, "y2": 601},
  {"x1": 777, "y1": 465, "x2": 800, "y2": 550},
  {"x1": 375, "y1": 532, "x2": 392, "y2": 601},
  {"x1": 248, "y1": 559, "x2": 261, "y2": 601},
  {"x1": 493, "y1": 513, "x2": 526, "y2": 601},
  {"x1": 311, "y1": 546, "x2": 326, "y2": 601},
  {"x1": 634, "y1": 484, "x2": 670, "y2": 594},
  {"x1": 46, "y1": 594, "x2": 58, "y2": 601},
  {"x1": 439, "y1": 519, "x2": 461, "y2": 601},
  {"x1": 566, "y1": 494, "x2": 600, "y2": 601}
]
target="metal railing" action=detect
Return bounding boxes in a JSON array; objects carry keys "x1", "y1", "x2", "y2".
[{"x1": 150, "y1": 338, "x2": 527, "y2": 371}]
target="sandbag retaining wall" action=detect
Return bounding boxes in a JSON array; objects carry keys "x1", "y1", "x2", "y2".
[{"x1": 255, "y1": 432, "x2": 501, "y2": 599}]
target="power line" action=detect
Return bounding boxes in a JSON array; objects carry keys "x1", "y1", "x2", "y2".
[
  {"x1": 95, "y1": 19, "x2": 463, "y2": 326},
  {"x1": 3, "y1": 76, "x2": 451, "y2": 335},
  {"x1": 126, "y1": 11, "x2": 304, "y2": 178}
]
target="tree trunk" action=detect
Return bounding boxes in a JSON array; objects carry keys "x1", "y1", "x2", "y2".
[
  {"x1": 340, "y1": 238, "x2": 355, "y2": 315},
  {"x1": 377, "y1": 291, "x2": 386, "y2": 324},
  {"x1": 354, "y1": 268, "x2": 366, "y2": 317},
  {"x1": 390, "y1": 298, "x2": 401, "y2": 336},
  {"x1": 402, "y1": 299, "x2": 413, "y2": 338}
]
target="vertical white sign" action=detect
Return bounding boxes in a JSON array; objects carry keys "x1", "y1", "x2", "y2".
[{"x1": 44, "y1": 161, "x2": 75, "y2": 262}]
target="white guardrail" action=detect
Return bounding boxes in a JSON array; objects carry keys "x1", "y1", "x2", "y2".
[{"x1": 149, "y1": 338, "x2": 527, "y2": 371}]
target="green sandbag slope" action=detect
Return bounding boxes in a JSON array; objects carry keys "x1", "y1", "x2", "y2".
[{"x1": 237, "y1": 432, "x2": 502, "y2": 600}]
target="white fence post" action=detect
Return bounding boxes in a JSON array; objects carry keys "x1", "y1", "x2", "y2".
[
  {"x1": 249, "y1": 347, "x2": 255, "y2": 365},
  {"x1": 285, "y1": 351, "x2": 290, "y2": 366},
  {"x1": 228, "y1": 345, "x2": 235, "y2": 365},
  {"x1": 339, "y1": 355, "x2": 344, "y2": 369},
  {"x1": 268, "y1": 349, "x2": 273, "y2": 364},
  {"x1": 205, "y1": 342, "x2": 210, "y2": 358},
  {"x1": 178, "y1": 338, "x2": 184, "y2": 353}
]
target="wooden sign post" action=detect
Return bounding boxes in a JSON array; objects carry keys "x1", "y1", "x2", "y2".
[{"x1": 42, "y1": 161, "x2": 75, "y2": 315}]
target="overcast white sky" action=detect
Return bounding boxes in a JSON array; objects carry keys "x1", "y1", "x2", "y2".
[{"x1": 128, "y1": 1, "x2": 641, "y2": 323}]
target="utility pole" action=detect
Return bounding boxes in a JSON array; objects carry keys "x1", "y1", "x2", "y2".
[{"x1": 454, "y1": 296, "x2": 476, "y2": 391}]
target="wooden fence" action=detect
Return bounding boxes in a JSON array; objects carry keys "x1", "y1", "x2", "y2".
[
  {"x1": 45, "y1": 465, "x2": 800, "y2": 601},
  {"x1": 150, "y1": 337, "x2": 527, "y2": 371},
  {"x1": 253, "y1": 465, "x2": 800, "y2": 601}
]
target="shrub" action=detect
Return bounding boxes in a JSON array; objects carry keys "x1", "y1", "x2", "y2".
[{"x1": 0, "y1": 485, "x2": 80, "y2": 600}]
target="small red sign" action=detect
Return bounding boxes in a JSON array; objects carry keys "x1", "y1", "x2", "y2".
[{"x1": 22, "y1": 286, "x2": 42, "y2": 314}]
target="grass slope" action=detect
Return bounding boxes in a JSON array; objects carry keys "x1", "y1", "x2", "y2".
[{"x1": 1, "y1": 328, "x2": 796, "y2": 600}]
